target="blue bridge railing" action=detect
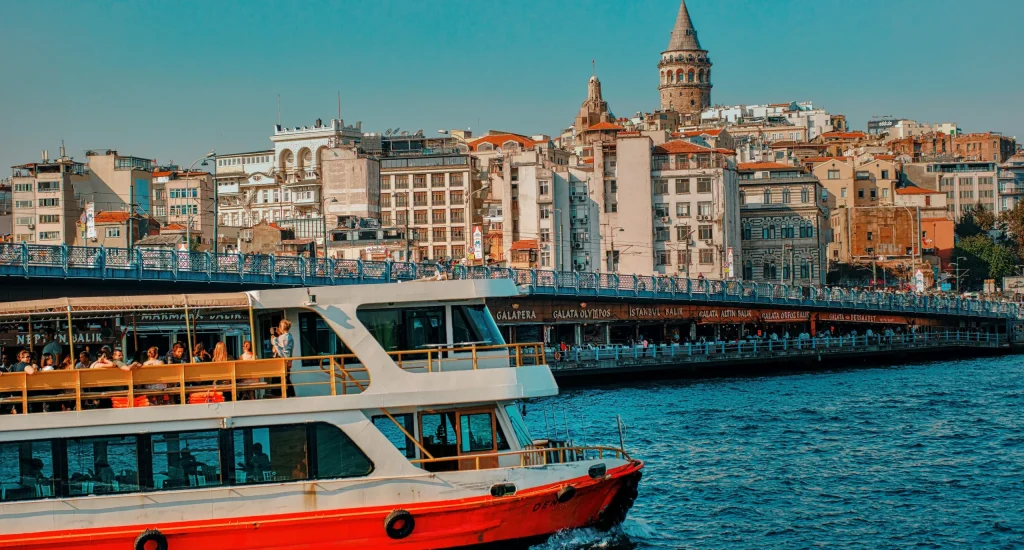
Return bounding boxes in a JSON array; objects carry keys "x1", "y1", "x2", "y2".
[{"x1": 0, "y1": 243, "x2": 1018, "y2": 320}]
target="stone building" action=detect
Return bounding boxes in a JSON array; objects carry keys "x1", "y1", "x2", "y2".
[
  {"x1": 214, "y1": 150, "x2": 276, "y2": 230},
  {"x1": 153, "y1": 169, "x2": 215, "y2": 249},
  {"x1": 658, "y1": 0, "x2": 712, "y2": 123},
  {"x1": 889, "y1": 132, "x2": 1017, "y2": 163},
  {"x1": 573, "y1": 74, "x2": 619, "y2": 146},
  {"x1": 736, "y1": 163, "x2": 827, "y2": 285}
]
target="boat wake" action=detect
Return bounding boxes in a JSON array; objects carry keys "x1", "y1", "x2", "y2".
[{"x1": 529, "y1": 519, "x2": 653, "y2": 550}]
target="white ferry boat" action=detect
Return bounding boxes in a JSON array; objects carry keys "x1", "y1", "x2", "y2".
[{"x1": 0, "y1": 279, "x2": 642, "y2": 549}]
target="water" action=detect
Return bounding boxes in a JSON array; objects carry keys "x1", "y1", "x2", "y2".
[{"x1": 528, "y1": 355, "x2": 1024, "y2": 549}]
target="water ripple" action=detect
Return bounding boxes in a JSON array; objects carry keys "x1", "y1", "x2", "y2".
[{"x1": 529, "y1": 355, "x2": 1024, "y2": 549}]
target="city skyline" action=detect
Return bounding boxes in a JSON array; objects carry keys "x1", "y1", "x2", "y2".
[{"x1": 1, "y1": 0, "x2": 1022, "y2": 171}]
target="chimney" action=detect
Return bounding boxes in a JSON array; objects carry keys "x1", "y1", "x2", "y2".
[{"x1": 41, "y1": 150, "x2": 49, "y2": 162}]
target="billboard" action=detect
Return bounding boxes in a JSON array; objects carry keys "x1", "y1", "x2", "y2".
[{"x1": 85, "y1": 202, "x2": 96, "y2": 239}]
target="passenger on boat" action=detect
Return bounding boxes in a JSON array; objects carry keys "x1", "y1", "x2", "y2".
[
  {"x1": 0, "y1": 353, "x2": 10, "y2": 372},
  {"x1": 242, "y1": 443, "x2": 272, "y2": 480},
  {"x1": 143, "y1": 347, "x2": 165, "y2": 366},
  {"x1": 239, "y1": 341, "x2": 255, "y2": 361},
  {"x1": 165, "y1": 342, "x2": 187, "y2": 364},
  {"x1": 41, "y1": 330, "x2": 62, "y2": 359},
  {"x1": 74, "y1": 351, "x2": 92, "y2": 370},
  {"x1": 212, "y1": 342, "x2": 230, "y2": 362},
  {"x1": 39, "y1": 353, "x2": 56, "y2": 372},
  {"x1": 192, "y1": 343, "x2": 211, "y2": 363},
  {"x1": 272, "y1": 320, "x2": 294, "y2": 358},
  {"x1": 93, "y1": 348, "x2": 141, "y2": 371},
  {"x1": 59, "y1": 354, "x2": 73, "y2": 370},
  {"x1": 11, "y1": 350, "x2": 38, "y2": 374},
  {"x1": 90, "y1": 347, "x2": 114, "y2": 369}
]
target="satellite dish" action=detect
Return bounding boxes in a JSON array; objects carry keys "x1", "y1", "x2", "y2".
[{"x1": 393, "y1": 127, "x2": 401, "y2": 135}]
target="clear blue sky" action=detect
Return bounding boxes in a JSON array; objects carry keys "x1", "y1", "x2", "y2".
[{"x1": 2, "y1": 0, "x2": 1022, "y2": 171}]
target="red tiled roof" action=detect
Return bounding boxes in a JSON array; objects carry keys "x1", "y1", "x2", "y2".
[
  {"x1": 468, "y1": 134, "x2": 543, "y2": 151},
  {"x1": 586, "y1": 122, "x2": 624, "y2": 131},
  {"x1": 511, "y1": 239, "x2": 539, "y2": 251},
  {"x1": 679, "y1": 128, "x2": 724, "y2": 137},
  {"x1": 152, "y1": 170, "x2": 173, "y2": 178},
  {"x1": 581, "y1": 158, "x2": 595, "y2": 164},
  {"x1": 653, "y1": 140, "x2": 714, "y2": 154},
  {"x1": 737, "y1": 162, "x2": 800, "y2": 171},
  {"x1": 804, "y1": 156, "x2": 851, "y2": 164},
  {"x1": 162, "y1": 223, "x2": 187, "y2": 231},
  {"x1": 921, "y1": 217, "x2": 952, "y2": 222},
  {"x1": 93, "y1": 211, "x2": 131, "y2": 224},
  {"x1": 896, "y1": 186, "x2": 942, "y2": 195},
  {"x1": 820, "y1": 131, "x2": 867, "y2": 140},
  {"x1": 872, "y1": 154, "x2": 896, "y2": 161},
  {"x1": 714, "y1": 148, "x2": 736, "y2": 156}
]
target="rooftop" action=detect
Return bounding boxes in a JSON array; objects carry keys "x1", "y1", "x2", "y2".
[
  {"x1": 896, "y1": 186, "x2": 942, "y2": 195},
  {"x1": 653, "y1": 140, "x2": 715, "y2": 155},
  {"x1": 511, "y1": 239, "x2": 539, "y2": 251},
  {"x1": 585, "y1": 122, "x2": 624, "y2": 132},
  {"x1": 737, "y1": 162, "x2": 802, "y2": 172},
  {"x1": 468, "y1": 133, "x2": 544, "y2": 152}
]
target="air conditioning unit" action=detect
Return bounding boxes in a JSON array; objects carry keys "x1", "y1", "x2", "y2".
[
  {"x1": 573, "y1": 242, "x2": 583, "y2": 249},
  {"x1": 574, "y1": 263, "x2": 586, "y2": 271},
  {"x1": 677, "y1": 265, "x2": 686, "y2": 272},
  {"x1": 580, "y1": 217, "x2": 589, "y2": 224},
  {"x1": 27, "y1": 224, "x2": 35, "y2": 229},
  {"x1": 695, "y1": 215, "x2": 704, "y2": 221},
  {"x1": 704, "y1": 239, "x2": 714, "y2": 246}
]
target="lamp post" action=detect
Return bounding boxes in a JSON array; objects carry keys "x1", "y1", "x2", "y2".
[
  {"x1": 319, "y1": 196, "x2": 338, "y2": 259},
  {"x1": 185, "y1": 150, "x2": 216, "y2": 250},
  {"x1": 955, "y1": 255, "x2": 967, "y2": 293}
]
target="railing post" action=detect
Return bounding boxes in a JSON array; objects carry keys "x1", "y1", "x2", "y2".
[
  {"x1": 269, "y1": 254, "x2": 276, "y2": 282},
  {"x1": 237, "y1": 252, "x2": 245, "y2": 279},
  {"x1": 204, "y1": 251, "x2": 212, "y2": 281},
  {"x1": 356, "y1": 260, "x2": 364, "y2": 282},
  {"x1": 686, "y1": 343, "x2": 691, "y2": 356}
]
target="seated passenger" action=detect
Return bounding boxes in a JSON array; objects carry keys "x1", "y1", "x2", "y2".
[
  {"x1": 165, "y1": 342, "x2": 187, "y2": 364},
  {"x1": 192, "y1": 343, "x2": 211, "y2": 363},
  {"x1": 90, "y1": 347, "x2": 114, "y2": 369},
  {"x1": 74, "y1": 351, "x2": 92, "y2": 370},
  {"x1": 211, "y1": 342, "x2": 230, "y2": 363},
  {"x1": 143, "y1": 347, "x2": 164, "y2": 366},
  {"x1": 11, "y1": 350, "x2": 39, "y2": 374},
  {"x1": 239, "y1": 340, "x2": 255, "y2": 361}
]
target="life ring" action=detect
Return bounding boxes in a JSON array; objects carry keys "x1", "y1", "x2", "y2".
[
  {"x1": 384, "y1": 509, "x2": 415, "y2": 540},
  {"x1": 135, "y1": 529, "x2": 168, "y2": 550},
  {"x1": 553, "y1": 351, "x2": 562, "y2": 361}
]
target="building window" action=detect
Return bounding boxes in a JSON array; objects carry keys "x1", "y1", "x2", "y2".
[
  {"x1": 677, "y1": 249, "x2": 691, "y2": 269},
  {"x1": 451, "y1": 209, "x2": 464, "y2": 223},
  {"x1": 38, "y1": 198, "x2": 59, "y2": 207},
  {"x1": 432, "y1": 228, "x2": 447, "y2": 242},
  {"x1": 800, "y1": 261, "x2": 811, "y2": 279},
  {"x1": 763, "y1": 224, "x2": 775, "y2": 239},
  {"x1": 450, "y1": 174, "x2": 463, "y2": 187},
  {"x1": 870, "y1": 189, "x2": 877, "y2": 200},
  {"x1": 381, "y1": 212, "x2": 393, "y2": 226},
  {"x1": 395, "y1": 175, "x2": 409, "y2": 189},
  {"x1": 697, "y1": 202, "x2": 712, "y2": 217},
  {"x1": 743, "y1": 260, "x2": 753, "y2": 280},
  {"x1": 38, "y1": 214, "x2": 59, "y2": 224},
  {"x1": 801, "y1": 187, "x2": 809, "y2": 203},
  {"x1": 539, "y1": 181, "x2": 550, "y2": 195},
  {"x1": 432, "y1": 210, "x2": 447, "y2": 224},
  {"x1": 799, "y1": 221, "x2": 814, "y2": 238},
  {"x1": 431, "y1": 191, "x2": 446, "y2": 205},
  {"x1": 858, "y1": 189, "x2": 864, "y2": 198},
  {"x1": 782, "y1": 189, "x2": 791, "y2": 204},
  {"x1": 432, "y1": 245, "x2": 448, "y2": 258},
  {"x1": 656, "y1": 251, "x2": 670, "y2": 266},
  {"x1": 38, "y1": 231, "x2": 60, "y2": 240},
  {"x1": 413, "y1": 174, "x2": 427, "y2": 188},
  {"x1": 653, "y1": 179, "x2": 669, "y2": 194},
  {"x1": 840, "y1": 188, "x2": 847, "y2": 198},
  {"x1": 696, "y1": 178, "x2": 712, "y2": 193},
  {"x1": 676, "y1": 225, "x2": 691, "y2": 241},
  {"x1": 763, "y1": 261, "x2": 777, "y2": 280},
  {"x1": 881, "y1": 169, "x2": 890, "y2": 179},
  {"x1": 452, "y1": 245, "x2": 465, "y2": 258},
  {"x1": 699, "y1": 249, "x2": 714, "y2": 265},
  {"x1": 540, "y1": 207, "x2": 550, "y2": 219},
  {"x1": 654, "y1": 203, "x2": 670, "y2": 217},
  {"x1": 655, "y1": 227, "x2": 670, "y2": 242},
  {"x1": 36, "y1": 181, "x2": 60, "y2": 191},
  {"x1": 451, "y1": 227, "x2": 465, "y2": 241},
  {"x1": 676, "y1": 202, "x2": 690, "y2": 217},
  {"x1": 431, "y1": 174, "x2": 445, "y2": 188},
  {"x1": 739, "y1": 191, "x2": 746, "y2": 205},
  {"x1": 14, "y1": 183, "x2": 32, "y2": 193},
  {"x1": 763, "y1": 190, "x2": 771, "y2": 204},
  {"x1": 106, "y1": 227, "x2": 121, "y2": 238},
  {"x1": 742, "y1": 223, "x2": 752, "y2": 240},
  {"x1": 828, "y1": 170, "x2": 840, "y2": 180},
  {"x1": 881, "y1": 188, "x2": 889, "y2": 199},
  {"x1": 781, "y1": 223, "x2": 794, "y2": 239},
  {"x1": 413, "y1": 192, "x2": 427, "y2": 206},
  {"x1": 413, "y1": 210, "x2": 427, "y2": 224},
  {"x1": 381, "y1": 194, "x2": 391, "y2": 207},
  {"x1": 866, "y1": 231, "x2": 873, "y2": 241},
  {"x1": 395, "y1": 194, "x2": 408, "y2": 207},
  {"x1": 675, "y1": 179, "x2": 690, "y2": 193},
  {"x1": 698, "y1": 224, "x2": 712, "y2": 240},
  {"x1": 380, "y1": 176, "x2": 391, "y2": 190}
]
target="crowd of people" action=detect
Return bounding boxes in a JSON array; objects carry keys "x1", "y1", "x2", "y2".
[{"x1": 0, "y1": 320, "x2": 296, "y2": 412}]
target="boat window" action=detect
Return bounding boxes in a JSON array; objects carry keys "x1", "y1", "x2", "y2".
[
  {"x1": 451, "y1": 305, "x2": 503, "y2": 347},
  {"x1": 0, "y1": 440, "x2": 56, "y2": 501},
  {"x1": 311, "y1": 423, "x2": 374, "y2": 478},
  {"x1": 460, "y1": 413, "x2": 496, "y2": 453},
  {"x1": 372, "y1": 414, "x2": 417, "y2": 459},
  {"x1": 357, "y1": 306, "x2": 447, "y2": 352},
  {"x1": 504, "y1": 404, "x2": 534, "y2": 448},
  {"x1": 66, "y1": 435, "x2": 140, "y2": 496},
  {"x1": 230, "y1": 425, "x2": 307, "y2": 484},
  {"x1": 298, "y1": 312, "x2": 351, "y2": 364},
  {"x1": 421, "y1": 412, "x2": 459, "y2": 471},
  {"x1": 148, "y1": 431, "x2": 222, "y2": 490}
]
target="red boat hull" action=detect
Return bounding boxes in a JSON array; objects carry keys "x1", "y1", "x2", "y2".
[{"x1": 0, "y1": 461, "x2": 642, "y2": 550}]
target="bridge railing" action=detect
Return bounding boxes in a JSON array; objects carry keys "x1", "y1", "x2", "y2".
[{"x1": 0, "y1": 242, "x2": 1019, "y2": 320}]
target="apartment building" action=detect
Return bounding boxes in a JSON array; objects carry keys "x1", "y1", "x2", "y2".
[
  {"x1": 902, "y1": 161, "x2": 1000, "y2": 218},
  {"x1": 889, "y1": 132, "x2": 1017, "y2": 163},
  {"x1": 590, "y1": 135, "x2": 741, "y2": 278},
  {"x1": 153, "y1": 169, "x2": 215, "y2": 248},
  {"x1": 378, "y1": 151, "x2": 479, "y2": 262},
  {"x1": 214, "y1": 150, "x2": 275, "y2": 229},
  {"x1": 10, "y1": 157, "x2": 86, "y2": 245},
  {"x1": 72, "y1": 211, "x2": 158, "y2": 249},
  {"x1": 809, "y1": 156, "x2": 897, "y2": 211},
  {"x1": 999, "y1": 152, "x2": 1024, "y2": 212},
  {"x1": 736, "y1": 163, "x2": 827, "y2": 285}
]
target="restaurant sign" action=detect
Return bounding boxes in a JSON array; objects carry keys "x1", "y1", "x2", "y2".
[{"x1": 489, "y1": 300, "x2": 812, "y2": 325}]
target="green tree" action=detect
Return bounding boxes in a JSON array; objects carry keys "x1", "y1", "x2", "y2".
[
  {"x1": 999, "y1": 201, "x2": 1024, "y2": 255},
  {"x1": 973, "y1": 202, "x2": 996, "y2": 232},
  {"x1": 955, "y1": 210, "x2": 983, "y2": 238},
  {"x1": 953, "y1": 234, "x2": 1020, "y2": 290}
]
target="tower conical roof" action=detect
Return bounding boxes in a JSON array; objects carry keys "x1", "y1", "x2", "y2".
[{"x1": 667, "y1": 0, "x2": 702, "y2": 51}]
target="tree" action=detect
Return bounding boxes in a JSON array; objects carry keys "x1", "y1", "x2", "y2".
[
  {"x1": 999, "y1": 201, "x2": 1024, "y2": 255},
  {"x1": 955, "y1": 210, "x2": 983, "y2": 239},
  {"x1": 953, "y1": 234, "x2": 1020, "y2": 289},
  {"x1": 973, "y1": 202, "x2": 996, "y2": 232}
]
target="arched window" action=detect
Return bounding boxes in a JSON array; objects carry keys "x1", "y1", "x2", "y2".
[
  {"x1": 687, "y1": 70, "x2": 695, "y2": 83},
  {"x1": 743, "y1": 260, "x2": 753, "y2": 280},
  {"x1": 800, "y1": 259, "x2": 811, "y2": 280},
  {"x1": 698, "y1": 69, "x2": 705, "y2": 83},
  {"x1": 676, "y1": 69, "x2": 684, "y2": 82},
  {"x1": 763, "y1": 261, "x2": 777, "y2": 280},
  {"x1": 800, "y1": 187, "x2": 809, "y2": 203},
  {"x1": 739, "y1": 190, "x2": 746, "y2": 205},
  {"x1": 742, "y1": 222, "x2": 752, "y2": 240},
  {"x1": 782, "y1": 262, "x2": 791, "y2": 282},
  {"x1": 763, "y1": 189, "x2": 771, "y2": 204},
  {"x1": 782, "y1": 188, "x2": 791, "y2": 204},
  {"x1": 762, "y1": 224, "x2": 775, "y2": 240}
]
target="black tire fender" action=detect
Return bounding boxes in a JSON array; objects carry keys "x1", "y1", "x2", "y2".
[
  {"x1": 384, "y1": 509, "x2": 415, "y2": 540},
  {"x1": 556, "y1": 484, "x2": 576, "y2": 503},
  {"x1": 135, "y1": 529, "x2": 168, "y2": 550}
]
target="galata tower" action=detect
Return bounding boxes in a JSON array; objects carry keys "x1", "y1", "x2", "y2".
[{"x1": 658, "y1": 0, "x2": 712, "y2": 120}]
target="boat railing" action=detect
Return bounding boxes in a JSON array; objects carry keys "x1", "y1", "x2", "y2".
[
  {"x1": 383, "y1": 342, "x2": 546, "y2": 372},
  {"x1": 408, "y1": 445, "x2": 631, "y2": 472},
  {"x1": 0, "y1": 357, "x2": 368, "y2": 414}
]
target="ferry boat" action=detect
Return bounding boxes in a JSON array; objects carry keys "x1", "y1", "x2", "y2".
[{"x1": 0, "y1": 279, "x2": 642, "y2": 549}]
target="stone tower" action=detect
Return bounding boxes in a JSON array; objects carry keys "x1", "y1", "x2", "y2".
[
  {"x1": 575, "y1": 74, "x2": 613, "y2": 133},
  {"x1": 658, "y1": 0, "x2": 712, "y2": 121}
]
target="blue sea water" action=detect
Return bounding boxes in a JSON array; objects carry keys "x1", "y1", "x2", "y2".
[{"x1": 528, "y1": 355, "x2": 1024, "y2": 549}]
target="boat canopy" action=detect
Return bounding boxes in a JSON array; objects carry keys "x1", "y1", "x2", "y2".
[{"x1": 0, "y1": 293, "x2": 251, "y2": 318}]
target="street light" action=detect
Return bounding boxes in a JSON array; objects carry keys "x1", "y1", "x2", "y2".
[
  {"x1": 185, "y1": 149, "x2": 216, "y2": 250},
  {"x1": 954, "y1": 255, "x2": 967, "y2": 293}
]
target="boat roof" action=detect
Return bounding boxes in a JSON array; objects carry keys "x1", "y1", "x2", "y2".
[{"x1": 0, "y1": 279, "x2": 522, "y2": 318}]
